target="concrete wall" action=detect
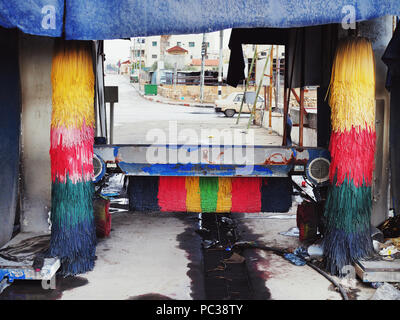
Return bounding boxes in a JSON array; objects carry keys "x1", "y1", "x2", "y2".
[
  {"x1": 359, "y1": 16, "x2": 392, "y2": 227},
  {"x1": 157, "y1": 84, "x2": 245, "y2": 103},
  {"x1": 19, "y1": 34, "x2": 54, "y2": 233}
]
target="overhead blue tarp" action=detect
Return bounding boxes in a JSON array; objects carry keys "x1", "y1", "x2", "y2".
[
  {"x1": 0, "y1": 0, "x2": 63, "y2": 37},
  {"x1": 1, "y1": 0, "x2": 400, "y2": 40}
]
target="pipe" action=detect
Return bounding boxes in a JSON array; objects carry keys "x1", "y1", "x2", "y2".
[
  {"x1": 299, "y1": 87, "x2": 304, "y2": 146},
  {"x1": 218, "y1": 30, "x2": 223, "y2": 100}
]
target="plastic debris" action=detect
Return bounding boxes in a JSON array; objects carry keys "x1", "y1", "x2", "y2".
[
  {"x1": 378, "y1": 215, "x2": 400, "y2": 238},
  {"x1": 265, "y1": 214, "x2": 296, "y2": 219},
  {"x1": 283, "y1": 253, "x2": 307, "y2": 266},
  {"x1": 279, "y1": 227, "x2": 299, "y2": 237},
  {"x1": 0, "y1": 278, "x2": 11, "y2": 295},
  {"x1": 307, "y1": 243, "x2": 324, "y2": 258},
  {"x1": 371, "y1": 227, "x2": 384, "y2": 243},
  {"x1": 101, "y1": 173, "x2": 126, "y2": 197},
  {"x1": 283, "y1": 247, "x2": 309, "y2": 266},
  {"x1": 220, "y1": 217, "x2": 235, "y2": 226},
  {"x1": 195, "y1": 228, "x2": 211, "y2": 238},
  {"x1": 202, "y1": 239, "x2": 219, "y2": 249},
  {"x1": 371, "y1": 282, "x2": 384, "y2": 289},
  {"x1": 379, "y1": 245, "x2": 399, "y2": 256},
  {"x1": 371, "y1": 283, "x2": 400, "y2": 300},
  {"x1": 372, "y1": 240, "x2": 381, "y2": 253},
  {"x1": 294, "y1": 247, "x2": 309, "y2": 259}
]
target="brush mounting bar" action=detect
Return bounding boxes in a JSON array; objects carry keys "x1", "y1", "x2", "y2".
[{"x1": 93, "y1": 144, "x2": 330, "y2": 185}]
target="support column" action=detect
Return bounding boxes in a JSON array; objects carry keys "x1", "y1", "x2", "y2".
[{"x1": 358, "y1": 16, "x2": 393, "y2": 227}]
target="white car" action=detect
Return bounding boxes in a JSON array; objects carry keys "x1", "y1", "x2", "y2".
[{"x1": 214, "y1": 92, "x2": 265, "y2": 117}]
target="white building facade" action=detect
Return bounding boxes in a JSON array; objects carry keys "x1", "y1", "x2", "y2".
[{"x1": 131, "y1": 29, "x2": 232, "y2": 69}]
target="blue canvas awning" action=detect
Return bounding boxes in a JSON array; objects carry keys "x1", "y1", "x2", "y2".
[
  {"x1": 1, "y1": 0, "x2": 400, "y2": 40},
  {"x1": 0, "y1": 0, "x2": 63, "y2": 37}
]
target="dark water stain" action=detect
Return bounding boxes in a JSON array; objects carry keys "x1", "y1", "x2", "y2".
[
  {"x1": 232, "y1": 212, "x2": 274, "y2": 298},
  {"x1": 0, "y1": 275, "x2": 88, "y2": 300},
  {"x1": 175, "y1": 213, "x2": 206, "y2": 300},
  {"x1": 127, "y1": 293, "x2": 174, "y2": 300},
  {"x1": 176, "y1": 211, "x2": 271, "y2": 300}
]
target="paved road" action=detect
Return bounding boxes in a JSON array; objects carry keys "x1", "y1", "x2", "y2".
[{"x1": 105, "y1": 74, "x2": 283, "y2": 146}]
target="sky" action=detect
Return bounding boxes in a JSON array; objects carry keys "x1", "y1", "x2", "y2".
[{"x1": 104, "y1": 39, "x2": 132, "y2": 65}]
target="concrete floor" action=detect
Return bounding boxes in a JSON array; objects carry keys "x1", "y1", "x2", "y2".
[
  {"x1": 0, "y1": 207, "x2": 377, "y2": 300},
  {"x1": 61, "y1": 211, "x2": 204, "y2": 300}
]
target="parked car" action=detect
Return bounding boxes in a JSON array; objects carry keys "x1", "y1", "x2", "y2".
[
  {"x1": 214, "y1": 92, "x2": 265, "y2": 117},
  {"x1": 130, "y1": 70, "x2": 139, "y2": 83}
]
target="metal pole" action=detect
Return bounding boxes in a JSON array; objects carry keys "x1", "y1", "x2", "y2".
[
  {"x1": 268, "y1": 45, "x2": 274, "y2": 130},
  {"x1": 299, "y1": 88, "x2": 304, "y2": 146},
  {"x1": 139, "y1": 38, "x2": 142, "y2": 90},
  {"x1": 132, "y1": 38, "x2": 136, "y2": 83},
  {"x1": 109, "y1": 102, "x2": 114, "y2": 144},
  {"x1": 236, "y1": 46, "x2": 257, "y2": 125},
  {"x1": 200, "y1": 32, "x2": 206, "y2": 103},
  {"x1": 173, "y1": 62, "x2": 177, "y2": 89},
  {"x1": 218, "y1": 30, "x2": 223, "y2": 100},
  {"x1": 282, "y1": 85, "x2": 288, "y2": 146},
  {"x1": 275, "y1": 45, "x2": 280, "y2": 111},
  {"x1": 247, "y1": 47, "x2": 272, "y2": 129}
]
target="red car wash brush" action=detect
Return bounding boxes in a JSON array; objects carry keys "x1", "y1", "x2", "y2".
[
  {"x1": 48, "y1": 40, "x2": 97, "y2": 275},
  {"x1": 323, "y1": 37, "x2": 376, "y2": 275}
]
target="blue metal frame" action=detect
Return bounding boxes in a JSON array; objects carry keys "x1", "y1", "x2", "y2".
[{"x1": 93, "y1": 144, "x2": 330, "y2": 182}]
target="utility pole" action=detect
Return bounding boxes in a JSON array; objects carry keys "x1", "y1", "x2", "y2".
[
  {"x1": 139, "y1": 37, "x2": 142, "y2": 90},
  {"x1": 200, "y1": 32, "x2": 206, "y2": 103},
  {"x1": 268, "y1": 45, "x2": 274, "y2": 131},
  {"x1": 275, "y1": 45, "x2": 280, "y2": 112},
  {"x1": 218, "y1": 30, "x2": 223, "y2": 100},
  {"x1": 132, "y1": 38, "x2": 136, "y2": 81}
]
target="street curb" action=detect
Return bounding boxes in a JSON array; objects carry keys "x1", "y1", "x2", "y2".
[{"x1": 131, "y1": 83, "x2": 215, "y2": 109}]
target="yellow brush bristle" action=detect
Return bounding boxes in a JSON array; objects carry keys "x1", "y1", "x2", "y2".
[
  {"x1": 185, "y1": 176, "x2": 202, "y2": 213},
  {"x1": 328, "y1": 37, "x2": 376, "y2": 133},
  {"x1": 216, "y1": 177, "x2": 232, "y2": 213},
  {"x1": 51, "y1": 41, "x2": 95, "y2": 129}
]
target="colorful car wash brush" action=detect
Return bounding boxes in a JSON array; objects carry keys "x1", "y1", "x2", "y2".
[
  {"x1": 128, "y1": 176, "x2": 292, "y2": 213},
  {"x1": 48, "y1": 40, "x2": 97, "y2": 275},
  {"x1": 323, "y1": 37, "x2": 376, "y2": 275}
]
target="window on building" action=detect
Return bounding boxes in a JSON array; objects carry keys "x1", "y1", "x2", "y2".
[
  {"x1": 177, "y1": 41, "x2": 181, "y2": 46},
  {"x1": 189, "y1": 42, "x2": 195, "y2": 47},
  {"x1": 152, "y1": 54, "x2": 157, "y2": 59},
  {"x1": 152, "y1": 41, "x2": 157, "y2": 46}
]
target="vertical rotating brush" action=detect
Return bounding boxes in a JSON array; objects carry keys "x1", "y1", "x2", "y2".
[
  {"x1": 48, "y1": 40, "x2": 97, "y2": 276},
  {"x1": 323, "y1": 37, "x2": 376, "y2": 275}
]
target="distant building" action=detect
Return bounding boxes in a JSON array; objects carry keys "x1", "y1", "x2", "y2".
[
  {"x1": 119, "y1": 59, "x2": 131, "y2": 74},
  {"x1": 190, "y1": 58, "x2": 219, "y2": 71},
  {"x1": 164, "y1": 45, "x2": 189, "y2": 70},
  {"x1": 130, "y1": 30, "x2": 231, "y2": 70}
]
